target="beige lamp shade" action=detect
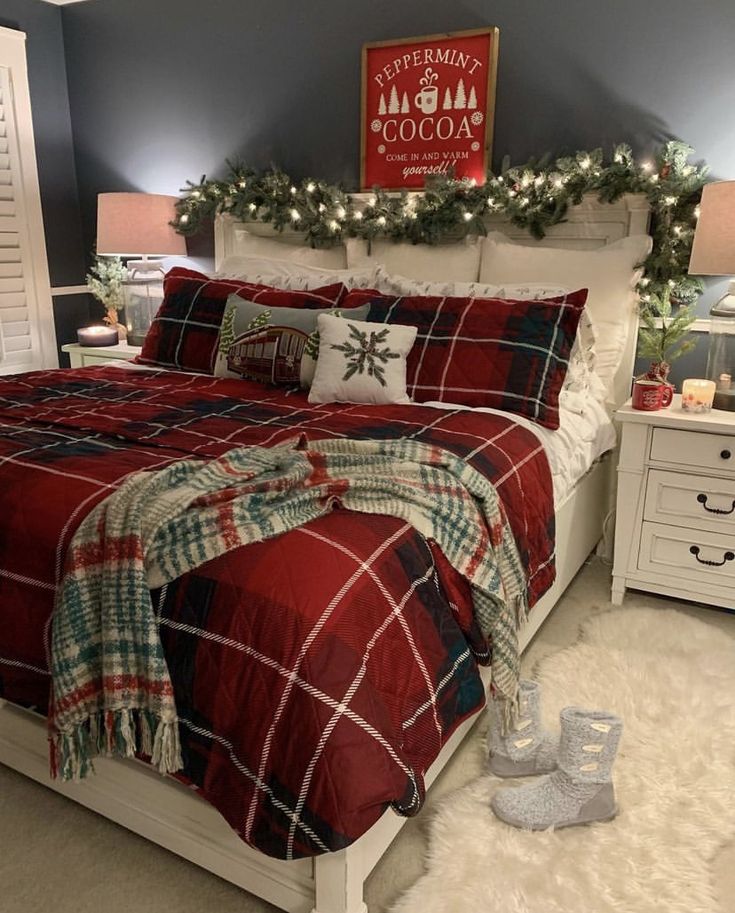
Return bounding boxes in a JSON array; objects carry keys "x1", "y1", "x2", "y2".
[
  {"x1": 688, "y1": 180, "x2": 735, "y2": 276},
  {"x1": 96, "y1": 192, "x2": 187, "y2": 257}
]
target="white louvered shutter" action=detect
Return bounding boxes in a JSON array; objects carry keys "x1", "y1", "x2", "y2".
[{"x1": 0, "y1": 29, "x2": 57, "y2": 375}]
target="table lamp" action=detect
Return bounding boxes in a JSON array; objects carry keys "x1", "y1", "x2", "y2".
[
  {"x1": 688, "y1": 180, "x2": 735, "y2": 411},
  {"x1": 96, "y1": 193, "x2": 186, "y2": 346}
]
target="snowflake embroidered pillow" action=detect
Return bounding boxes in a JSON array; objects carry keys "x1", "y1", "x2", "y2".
[
  {"x1": 214, "y1": 295, "x2": 369, "y2": 386},
  {"x1": 309, "y1": 314, "x2": 417, "y2": 405}
]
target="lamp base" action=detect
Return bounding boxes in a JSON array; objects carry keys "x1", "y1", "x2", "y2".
[{"x1": 714, "y1": 390, "x2": 735, "y2": 411}]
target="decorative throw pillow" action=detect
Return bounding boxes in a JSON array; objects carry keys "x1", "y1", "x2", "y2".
[
  {"x1": 380, "y1": 271, "x2": 502, "y2": 299},
  {"x1": 343, "y1": 288, "x2": 588, "y2": 428},
  {"x1": 137, "y1": 268, "x2": 347, "y2": 374},
  {"x1": 308, "y1": 314, "x2": 417, "y2": 406},
  {"x1": 215, "y1": 295, "x2": 370, "y2": 386}
]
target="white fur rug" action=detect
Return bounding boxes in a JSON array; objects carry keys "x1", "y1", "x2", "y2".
[{"x1": 389, "y1": 607, "x2": 735, "y2": 913}]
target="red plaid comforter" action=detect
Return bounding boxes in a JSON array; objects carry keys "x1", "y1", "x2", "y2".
[{"x1": 0, "y1": 366, "x2": 555, "y2": 859}]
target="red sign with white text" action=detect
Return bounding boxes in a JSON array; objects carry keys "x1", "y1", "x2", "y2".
[{"x1": 361, "y1": 28, "x2": 499, "y2": 189}]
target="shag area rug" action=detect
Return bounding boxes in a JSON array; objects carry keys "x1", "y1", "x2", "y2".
[{"x1": 389, "y1": 607, "x2": 735, "y2": 913}]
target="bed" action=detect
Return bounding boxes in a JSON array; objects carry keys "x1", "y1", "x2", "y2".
[{"x1": 0, "y1": 194, "x2": 648, "y2": 913}]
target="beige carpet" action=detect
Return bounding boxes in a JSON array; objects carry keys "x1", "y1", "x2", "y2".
[{"x1": 2, "y1": 558, "x2": 734, "y2": 913}]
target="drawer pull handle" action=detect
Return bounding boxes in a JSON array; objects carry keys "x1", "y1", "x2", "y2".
[
  {"x1": 689, "y1": 545, "x2": 735, "y2": 567},
  {"x1": 721, "y1": 449, "x2": 732, "y2": 460},
  {"x1": 696, "y1": 493, "x2": 735, "y2": 516}
]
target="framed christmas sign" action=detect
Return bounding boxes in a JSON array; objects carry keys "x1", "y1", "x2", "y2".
[{"x1": 360, "y1": 27, "x2": 500, "y2": 190}]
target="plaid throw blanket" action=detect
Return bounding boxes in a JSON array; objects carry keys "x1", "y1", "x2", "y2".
[{"x1": 50, "y1": 437, "x2": 527, "y2": 782}]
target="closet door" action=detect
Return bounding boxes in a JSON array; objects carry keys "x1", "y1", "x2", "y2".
[{"x1": 0, "y1": 27, "x2": 56, "y2": 375}]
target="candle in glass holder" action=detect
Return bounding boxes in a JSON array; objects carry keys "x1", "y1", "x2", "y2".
[
  {"x1": 681, "y1": 378, "x2": 716, "y2": 413},
  {"x1": 77, "y1": 325, "x2": 118, "y2": 347}
]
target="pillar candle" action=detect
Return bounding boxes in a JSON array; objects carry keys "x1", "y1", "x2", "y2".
[{"x1": 77, "y1": 325, "x2": 119, "y2": 347}]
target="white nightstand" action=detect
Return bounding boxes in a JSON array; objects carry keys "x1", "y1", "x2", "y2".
[
  {"x1": 62, "y1": 342, "x2": 142, "y2": 368},
  {"x1": 612, "y1": 394, "x2": 735, "y2": 610}
]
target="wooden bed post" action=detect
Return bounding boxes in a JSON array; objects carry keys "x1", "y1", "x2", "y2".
[{"x1": 313, "y1": 846, "x2": 367, "y2": 913}]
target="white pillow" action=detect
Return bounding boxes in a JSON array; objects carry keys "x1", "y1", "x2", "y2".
[
  {"x1": 231, "y1": 229, "x2": 347, "y2": 269},
  {"x1": 480, "y1": 233, "x2": 652, "y2": 392},
  {"x1": 309, "y1": 313, "x2": 417, "y2": 405},
  {"x1": 217, "y1": 255, "x2": 381, "y2": 291},
  {"x1": 346, "y1": 237, "x2": 482, "y2": 283},
  {"x1": 381, "y1": 271, "x2": 502, "y2": 298}
]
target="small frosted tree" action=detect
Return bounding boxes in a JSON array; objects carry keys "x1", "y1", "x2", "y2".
[
  {"x1": 442, "y1": 87, "x2": 453, "y2": 110},
  {"x1": 400, "y1": 92, "x2": 409, "y2": 114},
  {"x1": 378, "y1": 93, "x2": 387, "y2": 115},
  {"x1": 467, "y1": 85, "x2": 477, "y2": 109},
  {"x1": 388, "y1": 85, "x2": 400, "y2": 114},
  {"x1": 454, "y1": 79, "x2": 467, "y2": 109}
]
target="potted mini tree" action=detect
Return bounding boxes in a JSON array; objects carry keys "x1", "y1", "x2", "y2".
[{"x1": 637, "y1": 288, "x2": 697, "y2": 388}]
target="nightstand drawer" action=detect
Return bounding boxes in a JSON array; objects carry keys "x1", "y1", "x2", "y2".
[
  {"x1": 638, "y1": 521, "x2": 735, "y2": 588},
  {"x1": 81, "y1": 354, "x2": 126, "y2": 366},
  {"x1": 644, "y1": 469, "x2": 735, "y2": 536},
  {"x1": 650, "y1": 427, "x2": 735, "y2": 472}
]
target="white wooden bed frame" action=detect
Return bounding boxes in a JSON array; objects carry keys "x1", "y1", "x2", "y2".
[{"x1": 0, "y1": 194, "x2": 649, "y2": 913}]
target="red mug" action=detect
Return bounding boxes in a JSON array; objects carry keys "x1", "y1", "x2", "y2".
[{"x1": 632, "y1": 378, "x2": 674, "y2": 411}]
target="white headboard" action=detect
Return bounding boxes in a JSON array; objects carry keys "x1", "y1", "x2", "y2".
[{"x1": 214, "y1": 193, "x2": 651, "y2": 409}]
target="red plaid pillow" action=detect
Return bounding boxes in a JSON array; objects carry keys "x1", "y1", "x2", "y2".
[
  {"x1": 138, "y1": 268, "x2": 347, "y2": 374},
  {"x1": 344, "y1": 288, "x2": 588, "y2": 429}
]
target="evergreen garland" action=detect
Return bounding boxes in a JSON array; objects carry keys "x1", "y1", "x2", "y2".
[{"x1": 173, "y1": 140, "x2": 708, "y2": 307}]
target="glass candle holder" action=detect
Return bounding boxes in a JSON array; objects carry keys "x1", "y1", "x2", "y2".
[{"x1": 681, "y1": 378, "x2": 716, "y2": 413}]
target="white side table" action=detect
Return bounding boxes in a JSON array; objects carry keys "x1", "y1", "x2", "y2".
[
  {"x1": 612, "y1": 394, "x2": 735, "y2": 610},
  {"x1": 62, "y1": 342, "x2": 142, "y2": 368}
]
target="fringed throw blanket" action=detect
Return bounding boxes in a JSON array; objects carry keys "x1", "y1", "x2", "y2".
[{"x1": 50, "y1": 437, "x2": 527, "y2": 781}]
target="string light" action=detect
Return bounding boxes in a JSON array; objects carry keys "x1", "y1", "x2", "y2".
[
  {"x1": 694, "y1": 205, "x2": 701, "y2": 219},
  {"x1": 641, "y1": 161, "x2": 654, "y2": 173},
  {"x1": 290, "y1": 208, "x2": 300, "y2": 221},
  {"x1": 663, "y1": 195, "x2": 678, "y2": 206},
  {"x1": 353, "y1": 210, "x2": 363, "y2": 221},
  {"x1": 179, "y1": 214, "x2": 189, "y2": 225},
  {"x1": 534, "y1": 175, "x2": 545, "y2": 188},
  {"x1": 579, "y1": 157, "x2": 591, "y2": 170},
  {"x1": 329, "y1": 220, "x2": 339, "y2": 231},
  {"x1": 335, "y1": 205, "x2": 346, "y2": 219},
  {"x1": 318, "y1": 203, "x2": 326, "y2": 212},
  {"x1": 306, "y1": 182, "x2": 316, "y2": 193},
  {"x1": 377, "y1": 215, "x2": 386, "y2": 226},
  {"x1": 248, "y1": 202, "x2": 256, "y2": 212},
  {"x1": 290, "y1": 186, "x2": 297, "y2": 195},
  {"x1": 463, "y1": 211, "x2": 473, "y2": 221},
  {"x1": 238, "y1": 181, "x2": 247, "y2": 189}
]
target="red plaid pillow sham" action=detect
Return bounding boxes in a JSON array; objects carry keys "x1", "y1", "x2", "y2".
[
  {"x1": 137, "y1": 268, "x2": 348, "y2": 374},
  {"x1": 343, "y1": 288, "x2": 588, "y2": 429}
]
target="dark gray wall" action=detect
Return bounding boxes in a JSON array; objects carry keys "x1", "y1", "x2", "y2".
[
  {"x1": 59, "y1": 0, "x2": 735, "y2": 384},
  {"x1": 0, "y1": 0, "x2": 89, "y2": 361}
]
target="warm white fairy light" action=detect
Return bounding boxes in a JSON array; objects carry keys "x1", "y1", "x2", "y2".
[
  {"x1": 694, "y1": 204, "x2": 701, "y2": 219},
  {"x1": 377, "y1": 215, "x2": 387, "y2": 226},
  {"x1": 641, "y1": 161, "x2": 654, "y2": 173},
  {"x1": 306, "y1": 182, "x2": 316, "y2": 193},
  {"x1": 463, "y1": 211, "x2": 473, "y2": 221},
  {"x1": 552, "y1": 176, "x2": 564, "y2": 189},
  {"x1": 668, "y1": 279, "x2": 677, "y2": 288},
  {"x1": 368, "y1": 195, "x2": 377, "y2": 207},
  {"x1": 248, "y1": 202, "x2": 256, "y2": 212},
  {"x1": 487, "y1": 198, "x2": 495, "y2": 208},
  {"x1": 179, "y1": 214, "x2": 189, "y2": 225},
  {"x1": 673, "y1": 224, "x2": 683, "y2": 237},
  {"x1": 329, "y1": 220, "x2": 339, "y2": 231},
  {"x1": 353, "y1": 210, "x2": 363, "y2": 221},
  {"x1": 639, "y1": 277, "x2": 651, "y2": 287},
  {"x1": 663, "y1": 195, "x2": 678, "y2": 206},
  {"x1": 614, "y1": 152, "x2": 623, "y2": 163},
  {"x1": 521, "y1": 174, "x2": 532, "y2": 188},
  {"x1": 191, "y1": 190, "x2": 202, "y2": 199},
  {"x1": 318, "y1": 203, "x2": 326, "y2": 212},
  {"x1": 534, "y1": 175, "x2": 545, "y2": 188},
  {"x1": 290, "y1": 186, "x2": 297, "y2": 195},
  {"x1": 335, "y1": 205, "x2": 346, "y2": 219},
  {"x1": 238, "y1": 181, "x2": 247, "y2": 189},
  {"x1": 518, "y1": 197, "x2": 529, "y2": 208},
  {"x1": 649, "y1": 174, "x2": 659, "y2": 183},
  {"x1": 579, "y1": 157, "x2": 591, "y2": 171},
  {"x1": 290, "y1": 208, "x2": 301, "y2": 221}
]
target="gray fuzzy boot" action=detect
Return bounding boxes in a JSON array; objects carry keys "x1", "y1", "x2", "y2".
[
  {"x1": 490, "y1": 707, "x2": 622, "y2": 830},
  {"x1": 487, "y1": 680, "x2": 559, "y2": 778}
]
